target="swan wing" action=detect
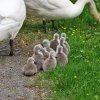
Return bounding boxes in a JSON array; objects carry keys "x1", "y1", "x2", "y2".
[
  {"x1": 25, "y1": 0, "x2": 72, "y2": 10},
  {"x1": 25, "y1": 0, "x2": 56, "y2": 10},
  {"x1": 0, "y1": 18, "x2": 19, "y2": 32},
  {"x1": 46, "y1": 0, "x2": 73, "y2": 8}
]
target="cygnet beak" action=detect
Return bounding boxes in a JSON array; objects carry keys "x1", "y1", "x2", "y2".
[
  {"x1": 41, "y1": 43, "x2": 44, "y2": 47},
  {"x1": 34, "y1": 61, "x2": 37, "y2": 65}
]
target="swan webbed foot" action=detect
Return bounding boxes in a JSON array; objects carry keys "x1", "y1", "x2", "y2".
[
  {"x1": 9, "y1": 39, "x2": 22, "y2": 56},
  {"x1": 0, "y1": 40, "x2": 22, "y2": 56},
  {"x1": 8, "y1": 49, "x2": 22, "y2": 56}
]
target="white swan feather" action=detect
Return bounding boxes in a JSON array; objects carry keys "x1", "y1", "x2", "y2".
[
  {"x1": 0, "y1": 0, "x2": 26, "y2": 41},
  {"x1": 25, "y1": 0, "x2": 100, "y2": 21}
]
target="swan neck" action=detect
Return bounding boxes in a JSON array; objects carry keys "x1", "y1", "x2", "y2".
[
  {"x1": 89, "y1": 0, "x2": 100, "y2": 22},
  {"x1": 74, "y1": 0, "x2": 89, "y2": 16},
  {"x1": 75, "y1": 0, "x2": 100, "y2": 22}
]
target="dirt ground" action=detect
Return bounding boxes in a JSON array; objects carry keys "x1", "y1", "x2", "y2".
[{"x1": 0, "y1": 42, "x2": 38, "y2": 100}]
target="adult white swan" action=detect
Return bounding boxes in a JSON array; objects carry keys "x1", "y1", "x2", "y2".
[
  {"x1": 0, "y1": 0, "x2": 26, "y2": 56},
  {"x1": 25, "y1": 0, "x2": 100, "y2": 32}
]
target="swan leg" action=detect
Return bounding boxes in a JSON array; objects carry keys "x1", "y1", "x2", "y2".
[
  {"x1": 9, "y1": 39, "x2": 14, "y2": 56},
  {"x1": 51, "y1": 20, "x2": 58, "y2": 34},
  {"x1": 42, "y1": 19, "x2": 47, "y2": 33},
  {"x1": 9, "y1": 39, "x2": 22, "y2": 56},
  {"x1": 0, "y1": 40, "x2": 22, "y2": 56}
]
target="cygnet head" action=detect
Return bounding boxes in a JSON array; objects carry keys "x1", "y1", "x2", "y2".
[
  {"x1": 53, "y1": 33, "x2": 59, "y2": 40},
  {"x1": 61, "y1": 33, "x2": 66, "y2": 39},
  {"x1": 56, "y1": 45, "x2": 63, "y2": 53},
  {"x1": 49, "y1": 51, "x2": 55, "y2": 59},
  {"x1": 33, "y1": 44, "x2": 42, "y2": 52},
  {"x1": 42, "y1": 39, "x2": 50, "y2": 48},
  {"x1": 60, "y1": 37, "x2": 65, "y2": 45},
  {"x1": 27, "y1": 57, "x2": 35, "y2": 64}
]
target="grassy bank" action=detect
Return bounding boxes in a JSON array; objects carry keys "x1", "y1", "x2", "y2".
[{"x1": 20, "y1": 0, "x2": 100, "y2": 99}]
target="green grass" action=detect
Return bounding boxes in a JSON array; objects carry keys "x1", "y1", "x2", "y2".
[{"x1": 21, "y1": 0, "x2": 100, "y2": 99}]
